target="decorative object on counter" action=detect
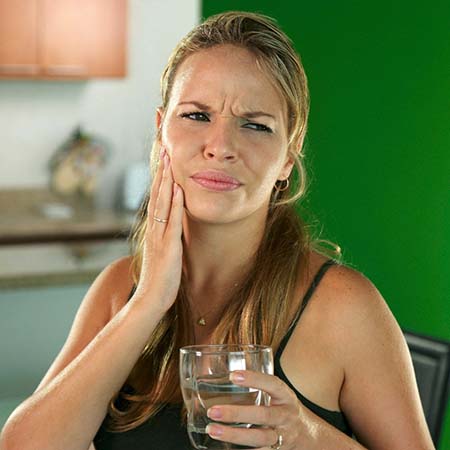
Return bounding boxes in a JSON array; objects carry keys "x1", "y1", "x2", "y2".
[
  {"x1": 49, "y1": 126, "x2": 109, "y2": 197},
  {"x1": 39, "y1": 202, "x2": 74, "y2": 220},
  {"x1": 121, "y1": 161, "x2": 149, "y2": 211}
]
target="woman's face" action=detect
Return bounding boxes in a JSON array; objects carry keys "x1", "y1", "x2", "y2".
[{"x1": 157, "y1": 44, "x2": 294, "y2": 225}]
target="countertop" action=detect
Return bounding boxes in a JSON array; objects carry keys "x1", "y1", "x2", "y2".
[
  {"x1": 0, "y1": 188, "x2": 134, "y2": 245},
  {"x1": 0, "y1": 188, "x2": 135, "y2": 288}
]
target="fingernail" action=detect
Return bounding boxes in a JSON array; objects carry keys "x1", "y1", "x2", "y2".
[
  {"x1": 230, "y1": 371, "x2": 245, "y2": 383},
  {"x1": 159, "y1": 147, "x2": 165, "y2": 159},
  {"x1": 164, "y1": 152, "x2": 170, "y2": 168},
  {"x1": 206, "y1": 424, "x2": 223, "y2": 437},
  {"x1": 173, "y1": 183, "x2": 179, "y2": 196},
  {"x1": 207, "y1": 407, "x2": 222, "y2": 419}
]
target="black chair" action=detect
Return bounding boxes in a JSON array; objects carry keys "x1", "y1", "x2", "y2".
[{"x1": 403, "y1": 330, "x2": 450, "y2": 447}]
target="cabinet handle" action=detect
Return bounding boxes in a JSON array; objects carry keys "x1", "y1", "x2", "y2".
[
  {"x1": 0, "y1": 64, "x2": 39, "y2": 74},
  {"x1": 44, "y1": 65, "x2": 88, "y2": 76}
]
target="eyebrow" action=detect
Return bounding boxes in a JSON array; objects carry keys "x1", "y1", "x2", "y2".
[{"x1": 177, "y1": 101, "x2": 276, "y2": 120}]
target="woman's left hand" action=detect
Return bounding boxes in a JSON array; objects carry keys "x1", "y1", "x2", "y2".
[{"x1": 205, "y1": 370, "x2": 307, "y2": 449}]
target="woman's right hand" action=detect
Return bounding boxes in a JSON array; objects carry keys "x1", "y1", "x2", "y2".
[{"x1": 132, "y1": 147, "x2": 185, "y2": 311}]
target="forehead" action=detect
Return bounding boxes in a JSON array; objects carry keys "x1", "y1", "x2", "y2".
[{"x1": 169, "y1": 45, "x2": 287, "y2": 117}]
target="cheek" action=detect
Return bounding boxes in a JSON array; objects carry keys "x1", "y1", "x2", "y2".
[
  {"x1": 161, "y1": 122, "x2": 179, "y2": 151},
  {"x1": 166, "y1": 153, "x2": 184, "y2": 186},
  {"x1": 162, "y1": 124, "x2": 201, "y2": 164},
  {"x1": 251, "y1": 151, "x2": 287, "y2": 183},
  {"x1": 161, "y1": 126, "x2": 184, "y2": 162},
  {"x1": 160, "y1": 120, "x2": 198, "y2": 186}
]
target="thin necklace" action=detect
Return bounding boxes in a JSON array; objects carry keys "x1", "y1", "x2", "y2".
[{"x1": 190, "y1": 282, "x2": 239, "y2": 326}]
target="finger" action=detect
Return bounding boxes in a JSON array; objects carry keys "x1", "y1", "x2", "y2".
[
  {"x1": 229, "y1": 371, "x2": 291, "y2": 405},
  {"x1": 207, "y1": 404, "x2": 285, "y2": 428},
  {"x1": 166, "y1": 182, "x2": 184, "y2": 240},
  {"x1": 153, "y1": 151, "x2": 173, "y2": 232},
  {"x1": 205, "y1": 422, "x2": 278, "y2": 448},
  {"x1": 147, "y1": 147, "x2": 165, "y2": 219}
]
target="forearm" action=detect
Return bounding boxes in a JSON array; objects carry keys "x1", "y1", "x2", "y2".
[
  {"x1": 302, "y1": 407, "x2": 366, "y2": 450},
  {"x1": 0, "y1": 295, "x2": 165, "y2": 450}
]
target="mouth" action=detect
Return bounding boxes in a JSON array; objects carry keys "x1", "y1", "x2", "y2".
[{"x1": 190, "y1": 171, "x2": 242, "y2": 192}]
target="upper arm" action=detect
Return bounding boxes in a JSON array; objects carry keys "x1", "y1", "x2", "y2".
[
  {"x1": 34, "y1": 256, "x2": 134, "y2": 393},
  {"x1": 331, "y1": 267, "x2": 434, "y2": 449}
]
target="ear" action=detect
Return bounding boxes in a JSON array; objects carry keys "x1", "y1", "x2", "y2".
[
  {"x1": 278, "y1": 153, "x2": 295, "y2": 180},
  {"x1": 156, "y1": 106, "x2": 164, "y2": 131}
]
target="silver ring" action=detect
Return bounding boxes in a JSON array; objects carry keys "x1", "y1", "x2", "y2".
[
  {"x1": 153, "y1": 216, "x2": 168, "y2": 223},
  {"x1": 270, "y1": 432, "x2": 283, "y2": 449}
]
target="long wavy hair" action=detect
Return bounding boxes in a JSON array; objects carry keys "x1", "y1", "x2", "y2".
[{"x1": 106, "y1": 11, "x2": 341, "y2": 431}]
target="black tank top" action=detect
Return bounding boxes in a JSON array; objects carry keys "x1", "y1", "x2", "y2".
[{"x1": 94, "y1": 259, "x2": 352, "y2": 449}]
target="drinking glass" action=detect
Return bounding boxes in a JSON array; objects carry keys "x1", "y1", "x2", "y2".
[{"x1": 180, "y1": 344, "x2": 273, "y2": 450}]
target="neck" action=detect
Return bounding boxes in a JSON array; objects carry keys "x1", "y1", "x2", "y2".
[{"x1": 181, "y1": 209, "x2": 267, "y2": 301}]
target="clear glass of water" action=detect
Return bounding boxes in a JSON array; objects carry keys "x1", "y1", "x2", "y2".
[{"x1": 180, "y1": 344, "x2": 273, "y2": 450}]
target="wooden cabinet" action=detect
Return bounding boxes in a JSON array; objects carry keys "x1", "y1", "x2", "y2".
[
  {"x1": 0, "y1": 0, "x2": 127, "y2": 79},
  {"x1": 0, "y1": 0, "x2": 39, "y2": 76}
]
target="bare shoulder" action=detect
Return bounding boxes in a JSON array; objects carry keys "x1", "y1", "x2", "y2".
[
  {"x1": 317, "y1": 260, "x2": 387, "y2": 315},
  {"x1": 279, "y1": 252, "x2": 395, "y2": 412},
  {"x1": 315, "y1": 260, "x2": 399, "y2": 344},
  {"x1": 317, "y1": 258, "x2": 403, "y2": 361},
  {"x1": 101, "y1": 255, "x2": 136, "y2": 317},
  {"x1": 320, "y1": 261, "x2": 403, "y2": 366},
  {"x1": 300, "y1": 255, "x2": 393, "y2": 353},
  {"x1": 307, "y1": 258, "x2": 401, "y2": 358},
  {"x1": 79, "y1": 254, "x2": 135, "y2": 322},
  {"x1": 282, "y1": 252, "x2": 432, "y2": 448},
  {"x1": 296, "y1": 251, "x2": 386, "y2": 320},
  {"x1": 310, "y1": 260, "x2": 433, "y2": 448}
]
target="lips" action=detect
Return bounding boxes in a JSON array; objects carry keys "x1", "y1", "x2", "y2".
[{"x1": 190, "y1": 170, "x2": 242, "y2": 192}]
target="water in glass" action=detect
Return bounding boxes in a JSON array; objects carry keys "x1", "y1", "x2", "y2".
[{"x1": 180, "y1": 344, "x2": 273, "y2": 450}]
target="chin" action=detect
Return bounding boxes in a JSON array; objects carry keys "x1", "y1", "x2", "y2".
[
  {"x1": 184, "y1": 201, "x2": 239, "y2": 225},
  {"x1": 183, "y1": 197, "x2": 269, "y2": 227},
  {"x1": 181, "y1": 184, "x2": 239, "y2": 224}
]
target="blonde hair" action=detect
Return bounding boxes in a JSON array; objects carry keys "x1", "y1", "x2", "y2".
[{"x1": 107, "y1": 11, "x2": 341, "y2": 432}]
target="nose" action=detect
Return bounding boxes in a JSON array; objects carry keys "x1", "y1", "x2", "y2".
[{"x1": 203, "y1": 118, "x2": 238, "y2": 162}]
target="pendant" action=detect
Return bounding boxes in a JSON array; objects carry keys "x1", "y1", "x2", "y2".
[{"x1": 197, "y1": 317, "x2": 206, "y2": 326}]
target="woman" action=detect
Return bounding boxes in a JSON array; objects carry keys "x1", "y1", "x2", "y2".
[{"x1": 0, "y1": 11, "x2": 434, "y2": 450}]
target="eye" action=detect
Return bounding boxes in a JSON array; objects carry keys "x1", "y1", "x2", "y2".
[
  {"x1": 180, "y1": 111, "x2": 209, "y2": 121},
  {"x1": 243, "y1": 122, "x2": 273, "y2": 133}
]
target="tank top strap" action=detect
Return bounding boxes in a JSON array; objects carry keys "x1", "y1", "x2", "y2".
[
  {"x1": 276, "y1": 259, "x2": 337, "y2": 357},
  {"x1": 128, "y1": 284, "x2": 137, "y2": 301}
]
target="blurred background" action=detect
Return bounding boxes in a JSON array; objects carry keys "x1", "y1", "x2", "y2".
[{"x1": 0, "y1": 0, "x2": 448, "y2": 447}]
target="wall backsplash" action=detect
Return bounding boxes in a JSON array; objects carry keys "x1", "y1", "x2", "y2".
[{"x1": 0, "y1": 0, "x2": 199, "y2": 209}]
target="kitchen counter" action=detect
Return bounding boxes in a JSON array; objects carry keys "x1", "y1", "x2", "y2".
[
  {"x1": 0, "y1": 188, "x2": 134, "y2": 245},
  {"x1": 0, "y1": 188, "x2": 135, "y2": 287}
]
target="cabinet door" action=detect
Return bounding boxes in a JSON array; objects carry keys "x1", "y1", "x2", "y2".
[
  {"x1": 0, "y1": 0, "x2": 39, "y2": 78},
  {"x1": 83, "y1": 0, "x2": 127, "y2": 77},
  {"x1": 40, "y1": 0, "x2": 126, "y2": 79},
  {"x1": 40, "y1": 0, "x2": 90, "y2": 78}
]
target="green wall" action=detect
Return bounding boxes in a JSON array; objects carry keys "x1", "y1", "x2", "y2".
[{"x1": 203, "y1": 1, "x2": 449, "y2": 447}]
